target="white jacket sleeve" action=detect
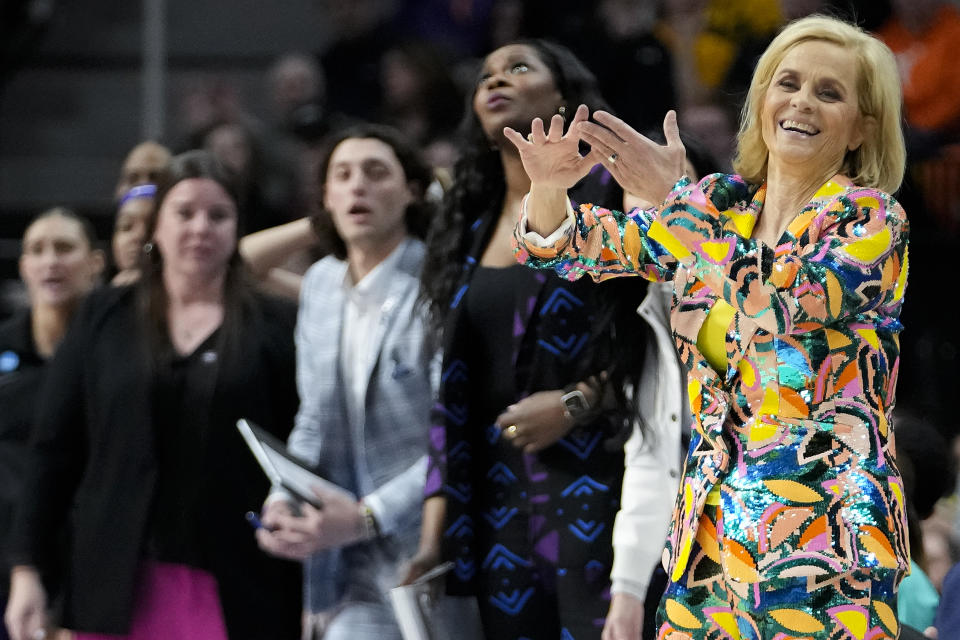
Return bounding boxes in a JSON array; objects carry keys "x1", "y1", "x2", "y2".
[{"x1": 610, "y1": 283, "x2": 686, "y2": 599}]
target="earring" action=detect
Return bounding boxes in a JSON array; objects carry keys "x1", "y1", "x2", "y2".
[{"x1": 143, "y1": 242, "x2": 154, "y2": 254}]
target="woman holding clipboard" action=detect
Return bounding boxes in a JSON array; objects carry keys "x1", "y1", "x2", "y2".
[{"x1": 4, "y1": 151, "x2": 301, "y2": 640}]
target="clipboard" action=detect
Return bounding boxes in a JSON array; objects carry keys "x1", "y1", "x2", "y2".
[
  {"x1": 389, "y1": 562, "x2": 484, "y2": 640},
  {"x1": 236, "y1": 418, "x2": 355, "y2": 508}
]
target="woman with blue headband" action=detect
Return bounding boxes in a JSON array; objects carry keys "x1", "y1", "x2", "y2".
[{"x1": 112, "y1": 184, "x2": 156, "y2": 286}]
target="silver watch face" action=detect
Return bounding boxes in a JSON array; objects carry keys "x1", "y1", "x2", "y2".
[{"x1": 562, "y1": 389, "x2": 588, "y2": 415}]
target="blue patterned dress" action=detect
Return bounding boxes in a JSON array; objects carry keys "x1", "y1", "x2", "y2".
[{"x1": 424, "y1": 168, "x2": 647, "y2": 639}]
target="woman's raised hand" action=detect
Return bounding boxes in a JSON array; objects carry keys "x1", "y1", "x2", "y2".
[
  {"x1": 577, "y1": 110, "x2": 687, "y2": 207},
  {"x1": 503, "y1": 104, "x2": 601, "y2": 189}
]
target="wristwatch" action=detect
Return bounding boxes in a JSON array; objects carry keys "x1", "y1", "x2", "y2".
[
  {"x1": 561, "y1": 386, "x2": 591, "y2": 421},
  {"x1": 359, "y1": 502, "x2": 381, "y2": 540}
]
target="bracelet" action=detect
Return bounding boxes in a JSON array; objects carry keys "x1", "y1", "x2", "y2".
[{"x1": 359, "y1": 502, "x2": 381, "y2": 541}]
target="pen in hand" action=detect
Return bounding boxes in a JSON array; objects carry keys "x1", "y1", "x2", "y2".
[{"x1": 245, "y1": 510, "x2": 277, "y2": 532}]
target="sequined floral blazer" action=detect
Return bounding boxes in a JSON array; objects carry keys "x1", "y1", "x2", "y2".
[{"x1": 514, "y1": 172, "x2": 911, "y2": 585}]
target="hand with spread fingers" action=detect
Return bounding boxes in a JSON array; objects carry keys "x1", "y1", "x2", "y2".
[
  {"x1": 503, "y1": 104, "x2": 602, "y2": 190},
  {"x1": 495, "y1": 390, "x2": 575, "y2": 453},
  {"x1": 576, "y1": 109, "x2": 688, "y2": 207}
]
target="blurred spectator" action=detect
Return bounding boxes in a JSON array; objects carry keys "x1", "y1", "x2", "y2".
[
  {"x1": 825, "y1": 0, "x2": 891, "y2": 31},
  {"x1": 0, "y1": 0, "x2": 54, "y2": 88},
  {"x1": 204, "y1": 122, "x2": 255, "y2": 181},
  {"x1": 658, "y1": 0, "x2": 709, "y2": 111},
  {"x1": 690, "y1": 0, "x2": 782, "y2": 106},
  {"x1": 678, "y1": 105, "x2": 735, "y2": 173},
  {"x1": 174, "y1": 75, "x2": 249, "y2": 152},
  {"x1": 394, "y1": 0, "x2": 496, "y2": 57},
  {"x1": 203, "y1": 121, "x2": 301, "y2": 233},
  {"x1": 682, "y1": 0, "x2": 828, "y2": 122},
  {"x1": 1, "y1": 208, "x2": 103, "y2": 640},
  {"x1": 877, "y1": 0, "x2": 960, "y2": 159},
  {"x1": 379, "y1": 41, "x2": 463, "y2": 170},
  {"x1": 895, "y1": 409, "x2": 956, "y2": 631},
  {"x1": 932, "y1": 561, "x2": 960, "y2": 638},
  {"x1": 877, "y1": 0, "x2": 960, "y2": 436},
  {"x1": 319, "y1": 0, "x2": 396, "y2": 122},
  {"x1": 113, "y1": 141, "x2": 172, "y2": 202},
  {"x1": 575, "y1": 0, "x2": 677, "y2": 134},
  {"x1": 266, "y1": 52, "x2": 332, "y2": 145},
  {"x1": 719, "y1": 0, "x2": 824, "y2": 110},
  {"x1": 656, "y1": 0, "x2": 752, "y2": 171},
  {"x1": 495, "y1": 0, "x2": 604, "y2": 50},
  {"x1": 111, "y1": 184, "x2": 155, "y2": 286},
  {"x1": 487, "y1": 0, "x2": 525, "y2": 49}
]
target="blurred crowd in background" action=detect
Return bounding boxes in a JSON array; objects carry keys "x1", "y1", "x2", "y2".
[{"x1": 2, "y1": 0, "x2": 960, "y2": 611}]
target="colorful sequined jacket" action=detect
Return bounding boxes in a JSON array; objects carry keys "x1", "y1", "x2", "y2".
[{"x1": 514, "y1": 172, "x2": 911, "y2": 584}]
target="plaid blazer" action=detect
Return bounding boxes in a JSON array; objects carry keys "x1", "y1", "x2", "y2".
[
  {"x1": 289, "y1": 238, "x2": 434, "y2": 611},
  {"x1": 515, "y1": 173, "x2": 911, "y2": 584}
]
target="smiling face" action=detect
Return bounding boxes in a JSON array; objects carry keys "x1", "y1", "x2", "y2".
[
  {"x1": 152, "y1": 178, "x2": 238, "y2": 282},
  {"x1": 322, "y1": 137, "x2": 414, "y2": 254},
  {"x1": 473, "y1": 44, "x2": 564, "y2": 143},
  {"x1": 20, "y1": 215, "x2": 102, "y2": 309},
  {"x1": 761, "y1": 40, "x2": 865, "y2": 181}
]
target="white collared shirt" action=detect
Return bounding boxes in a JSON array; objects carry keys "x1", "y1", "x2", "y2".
[{"x1": 339, "y1": 238, "x2": 408, "y2": 432}]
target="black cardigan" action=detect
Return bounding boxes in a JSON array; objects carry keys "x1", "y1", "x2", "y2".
[{"x1": 7, "y1": 285, "x2": 302, "y2": 639}]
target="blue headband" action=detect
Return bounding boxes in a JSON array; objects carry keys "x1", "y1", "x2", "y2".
[{"x1": 119, "y1": 183, "x2": 157, "y2": 207}]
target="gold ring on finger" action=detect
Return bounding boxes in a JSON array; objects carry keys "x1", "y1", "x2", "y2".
[{"x1": 505, "y1": 424, "x2": 518, "y2": 436}]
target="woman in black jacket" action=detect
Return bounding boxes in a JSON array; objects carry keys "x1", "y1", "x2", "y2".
[
  {"x1": 0, "y1": 208, "x2": 103, "y2": 640},
  {"x1": 4, "y1": 151, "x2": 301, "y2": 640}
]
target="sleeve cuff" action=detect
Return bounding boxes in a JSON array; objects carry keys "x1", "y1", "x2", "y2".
[
  {"x1": 517, "y1": 192, "x2": 576, "y2": 248},
  {"x1": 610, "y1": 577, "x2": 649, "y2": 601},
  {"x1": 361, "y1": 492, "x2": 386, "y2": 532},
  {"x1": 265, "y1": 487, "x2": 295, "y2": 506}
]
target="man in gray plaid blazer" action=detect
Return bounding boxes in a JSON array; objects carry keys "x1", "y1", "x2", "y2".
[{"x1": 256, "y1": 129, "x2": 436, "y2": 640}]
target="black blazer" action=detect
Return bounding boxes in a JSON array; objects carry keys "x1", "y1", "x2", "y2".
[
  {"x1": 0, "y1": 311, "x2": 47, "y2": 599},
  {"x1": 7, "y1": 285, "x2": 302, "y2": 639}
]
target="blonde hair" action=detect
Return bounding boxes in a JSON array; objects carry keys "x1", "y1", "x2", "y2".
[{"x1": 733, "y1": 15, "x2": 905, "y2": 193}]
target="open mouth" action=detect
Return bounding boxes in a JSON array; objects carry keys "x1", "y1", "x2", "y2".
[
  {"x1": 348, "y1": 204, "x2": 373, "y2": 215},
  {"x1": 780, "y1": 119, "x2": 820, "y2": 135}
]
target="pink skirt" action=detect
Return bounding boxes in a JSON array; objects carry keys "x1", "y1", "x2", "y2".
[{"x1": 73, "y1": 561, "x2": 228, "y2": 640}]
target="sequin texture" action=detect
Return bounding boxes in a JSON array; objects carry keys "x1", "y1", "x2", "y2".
[{"x1": 514, "y1": 173, "x2": 911, "y2": 603}]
